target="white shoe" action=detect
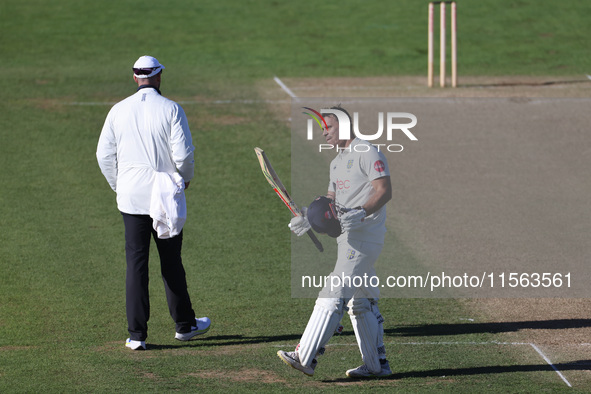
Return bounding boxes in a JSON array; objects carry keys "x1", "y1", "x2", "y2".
[
  {"x1": 277, "y1": 350, "x2": 317, "y2": 376},
  {"x1": 125, "y1": 338, "x2": 146, "y2": 350},
  {"x1": 175, "y1": 317, "x2": 211, "y2": 341},
  {"x1": 346, "y1": 360, "x2": 392, "y2": 378}
]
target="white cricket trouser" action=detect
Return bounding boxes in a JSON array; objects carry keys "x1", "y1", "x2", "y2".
[
  {"x1": 319, "y1": 238, "x2": 382, "y2": 300},
  {"x1": 298, "y1": 238, "x2": 385, "y2": 370}
]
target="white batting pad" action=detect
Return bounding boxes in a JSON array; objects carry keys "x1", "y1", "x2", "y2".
[
  {"x1": 348, "y1": 298, "x2": 381, "y2": 373},
  {"x1": 298, "y1": 298, "x2": 344, "y2": 367},
  {"x1": 371, "y1": 300, "x2": 387, "y2": 358}
]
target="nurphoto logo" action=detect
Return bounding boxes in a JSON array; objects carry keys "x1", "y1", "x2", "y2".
[{"x1": 302, "y1": 107, "x2": 418, "y2": 152}]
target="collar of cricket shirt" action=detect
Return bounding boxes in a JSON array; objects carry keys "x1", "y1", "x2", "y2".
[
  {"x1": 339, "y1": 137, "x2": 361, "y2": 156},
  {"x1": 137, "y1": 85, "x2": 161, "y2": 95}
]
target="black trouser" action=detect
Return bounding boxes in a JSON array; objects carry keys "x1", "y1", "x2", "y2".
[{"x1": 121, "y1": 213, "x2": 196, "y2": 341}]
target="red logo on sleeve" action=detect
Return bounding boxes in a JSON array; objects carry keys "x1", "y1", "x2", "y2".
[{"x1": 374, "y1": 160, "x2": 385, "y2": 173}]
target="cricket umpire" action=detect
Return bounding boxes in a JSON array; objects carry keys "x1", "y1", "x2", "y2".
[
  {"x1": 96, "y1": 55, "x2": 210, "y2": 350},
  {"x1": 278, "y1": 106, "x2": 392, "y2": 378}
]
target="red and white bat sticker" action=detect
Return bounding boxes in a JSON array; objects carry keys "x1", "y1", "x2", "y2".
[{"x1": 374, "y1": 160, "x2": 385, "y2": 173}]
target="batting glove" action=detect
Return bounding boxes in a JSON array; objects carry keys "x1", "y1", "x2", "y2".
[
  {"x1": 288, "y1": 214, "x2": 311, "y2": 236},
  {"x1": 339, "y1": 208, "x2": 366, "y2": 232}
]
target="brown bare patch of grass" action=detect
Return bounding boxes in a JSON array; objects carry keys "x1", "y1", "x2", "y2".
[{"x1": 189, "y1": 368, "x2": 288, "y2": 384}]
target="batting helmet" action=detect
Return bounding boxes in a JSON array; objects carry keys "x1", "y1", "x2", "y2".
[{"x1": 307, "y1": 196, "x2": 342, "y2": 238}]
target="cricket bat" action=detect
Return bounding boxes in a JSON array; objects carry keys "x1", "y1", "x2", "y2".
[{"x1": 254, "y1": 147, "x2": 324, "y2": 252}]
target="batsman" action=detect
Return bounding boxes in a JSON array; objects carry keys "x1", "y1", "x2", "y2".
[{"x1": 277, "y1": 106, "x2": 393, "y2": 378}]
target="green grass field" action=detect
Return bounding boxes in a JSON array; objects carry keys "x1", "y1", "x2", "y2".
[{"x1": 1, "y1": 0, "x2": 590, "y2": 392}]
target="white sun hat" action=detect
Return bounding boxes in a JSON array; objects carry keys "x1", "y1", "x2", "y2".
[{"x1": 132, "y1": 55, "x2": 165, "y2": 78}]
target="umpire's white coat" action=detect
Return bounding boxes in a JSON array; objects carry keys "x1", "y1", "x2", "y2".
[{"x1": 96, "y1": 87, "x2": 195, "y2": 216}]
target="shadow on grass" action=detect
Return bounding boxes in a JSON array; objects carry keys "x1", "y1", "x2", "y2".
[
  {"x1": 148, "y1": 334, "x2": 303, "y2": 350},
  {"x1": 386, "y1": 319, "x2": 591, "y2": 337},
  {"x1": 148, "y1": 319, "x2": 591, "y2": 349},
  {"x1": 467, "y1": 77, "x2": 591, "y2": 87},
  {"x1": 323, "y1": 360, "x2": 591, "y2": 383}
]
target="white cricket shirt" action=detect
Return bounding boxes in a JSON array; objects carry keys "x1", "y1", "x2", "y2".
[
  {"x1": 328, "y1": 138, "x2": 390, "y2": 244},
  {"x1": 96, "y1": 87, "x2": 195, "y2": 215}
]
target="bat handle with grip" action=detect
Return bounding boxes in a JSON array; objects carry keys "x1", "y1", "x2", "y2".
[{"x1": 307, "y1": 231, "x2": 324, "y2": 252}]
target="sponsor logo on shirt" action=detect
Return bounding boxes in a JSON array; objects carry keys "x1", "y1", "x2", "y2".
[
  {"x1": 374, "y1": 160, "x2": 385, "y2": 173},
  {"x1": 336, "y1": 179, "x2": 350, "y2": 190}
]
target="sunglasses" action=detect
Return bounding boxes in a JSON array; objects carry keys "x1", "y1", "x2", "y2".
[{"x1": 133, "y1": 67, "x2": 161, "y2": 75}]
